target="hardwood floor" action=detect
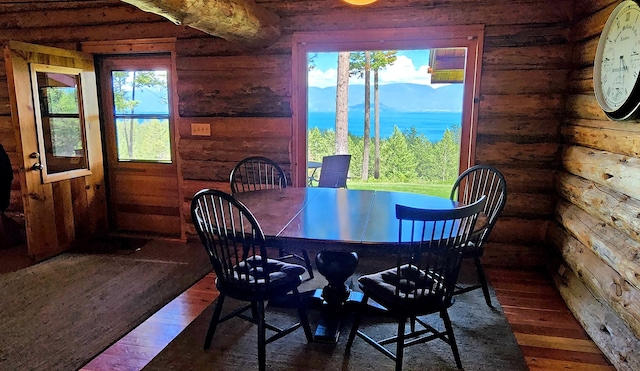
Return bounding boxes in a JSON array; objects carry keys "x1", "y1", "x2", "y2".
[
  {"x1": 80, "y1": 272, "x2": 218, "y2": 371},
  {"x1": 487, "y1": 268, "x2": 615, "y2": 371},
  {"x1": 75, "y1": 267, "x2": 615, "y2": 371}
]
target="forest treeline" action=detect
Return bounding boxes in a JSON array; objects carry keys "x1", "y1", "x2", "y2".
[{"x1": 308, "y1": 125, "x2": 461, "y2": 183}]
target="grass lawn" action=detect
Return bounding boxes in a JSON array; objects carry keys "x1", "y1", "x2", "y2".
[{"x1": 346, "y1": 181, "x2": 453, "y2": 199}]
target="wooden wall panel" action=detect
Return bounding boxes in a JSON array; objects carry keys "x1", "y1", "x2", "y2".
[
  {"x1": 557, "y1": 0, "x2": 640, "y2": 367},
  {"x1": 550, "y1": 261, "x2": 640, "y2": 371},
  {"x1": 0, "y1": 0, "x2": 573, "y2": 269}
]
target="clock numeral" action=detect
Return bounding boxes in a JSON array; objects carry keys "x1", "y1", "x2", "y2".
[{"x1": 627, "y1": 12, "x2": 631, "y2": 21}]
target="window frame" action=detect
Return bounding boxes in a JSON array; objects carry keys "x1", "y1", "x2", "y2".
[
  {"x1": 30, "y1": 63, "x2": 93, "y2": 183},
  {"x1": 98, "y1": 55, "x2": 177, "y2": 174}
]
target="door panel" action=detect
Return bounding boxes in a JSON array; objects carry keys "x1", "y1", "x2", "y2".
[
  {"x1": 97, "y1": 55, "x2": 181, "y2": 238},
  {"x1": 5, "y1": 41, "x2": 107, "y2": 261}
]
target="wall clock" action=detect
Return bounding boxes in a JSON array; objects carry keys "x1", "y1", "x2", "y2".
[{"x1": 593, "y1": 0, "x2": 640, "y2": 121}]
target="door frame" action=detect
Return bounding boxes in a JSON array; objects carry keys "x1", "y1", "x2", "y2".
[{"x1": 82, "y1": 38, "x2": 186, "y2": 240}]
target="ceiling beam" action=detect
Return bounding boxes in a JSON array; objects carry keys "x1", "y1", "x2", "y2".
[{"x1": 121, "y1": 0, "x2": 281, "y2": 47}]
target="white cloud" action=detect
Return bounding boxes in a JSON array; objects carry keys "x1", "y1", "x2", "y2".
[
  {"x1": 308, "y1": 68, "x2": 337, "y2": 89},
  {"x1": 308, "y1": 55, "x2": 451, "y2": 88},
  {"x1": 377, "y1": 55, "x2": 431, "y2": 85}
]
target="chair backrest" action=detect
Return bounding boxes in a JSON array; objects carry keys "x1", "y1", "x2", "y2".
[
  {"x1": 450, "y1": 165, "x2": 507, "y2": 245},
  {"x1": 394, "y1": 196, "x2": 487, "y2": 307},
  {"x1": 191, "y1": 189, "x2": 271, "y2": 291},
  {"x1": 230, "y1": 156, "x2": 287, "y2": 194},
  {"x1": 318, "y1": 154, "x2": 351, "y2": 188}
]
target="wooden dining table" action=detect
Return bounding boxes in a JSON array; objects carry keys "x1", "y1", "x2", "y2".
[
  {"x1": 234, "y1": 187, "x2": 471, "y2": 343},
  {"x1": 234, "y1": 186, "x2": 463, "y2": 249}
]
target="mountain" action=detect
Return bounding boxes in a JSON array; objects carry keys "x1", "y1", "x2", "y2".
[{"x1": 308, "y1": 83, "x2": 464, "y2": 113}]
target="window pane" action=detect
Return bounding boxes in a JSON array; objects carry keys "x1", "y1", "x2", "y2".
[
  {"x1": 115, "y1": 118, "x2": 171, "y2": 162},
  {"x1": 112, "y1": 71, "x2": 169, "y2": 115},
  {"x1": 38, "y1": 73, "x2": 80, "y2": 114},
  {"x1": 111, "y1": 70, "x2": 172, "y2": 163},
  {"x1": 49, "y1": 117, "x2": 84, "y2": 157},
  {"x1": 35, "y1": 71, "x2": 87, "y2": 175}
]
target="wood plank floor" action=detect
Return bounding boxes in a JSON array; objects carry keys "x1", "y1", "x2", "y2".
[
  {"x1": 77, "y1": 267, "x2": 615, "y2": 371},
  {"x1": 487, "y1": 268, "x2": 615, "y2": 371}
]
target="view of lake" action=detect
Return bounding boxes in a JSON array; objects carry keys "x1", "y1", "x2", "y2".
[{"x1": 308, "y1": 111, "x2": 463, "y2": 142}]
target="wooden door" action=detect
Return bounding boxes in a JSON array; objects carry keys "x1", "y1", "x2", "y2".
[
  {"x1": 4, "y1": 41, "x2": 107, "y2": 261},
  {"x1": 96, "y1": 55, "x2": 182, "y2": 238}
]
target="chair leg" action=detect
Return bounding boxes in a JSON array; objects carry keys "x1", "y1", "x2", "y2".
[
  {"x1": 345, "y1": 294, "x2": 367, "y2": 353},
  {"x1": 302, "y1": 249, "x2": 314, "y2": 279},
  {"x1": 396, "y1": 317, "x2": 406, "y2": 371},
  {"x1": 441, "y1": 309, "x2": 462, "y2": 369},
  {"x1": 294, "y1": 288, "x2": 314, "y2": 342},
  {"x1": 474, "y1": 256, "x2": 493, "y2": 308},
  {"x1": 204, "y1": 293, "x2": 226, "y2": 349},
  {"x1": 251, "y1": 301, "x2": 259, "y2": 320},
  {"x1": 257, "y1": 300, "x2": 267, "y2": 371}
]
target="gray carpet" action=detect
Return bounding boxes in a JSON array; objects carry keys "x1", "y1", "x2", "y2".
[
  {"x1": 0, "y1": 239, "x2": 211, "y2": 371},
  {"x1": 143, "y1": 257, "x2": 527, "y2": 371}
]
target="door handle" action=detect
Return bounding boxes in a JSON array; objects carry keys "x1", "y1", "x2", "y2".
[
  {"x1": 30, "y1": 152, "x2": 40, "y2": 159},
  {"x1": 32, "y1": 163, "x2": 44, "y2": 171}
]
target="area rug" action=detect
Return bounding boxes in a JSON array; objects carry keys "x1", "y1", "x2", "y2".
[
  {"x1": 0, "y1": 239, "x2": 211, "y2": 371},
  {"x1": 143, "y1": 256, "x2": 527, "y2": 371}
]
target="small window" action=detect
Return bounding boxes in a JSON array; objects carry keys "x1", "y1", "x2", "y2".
[
  {"x1": 110, "y1": 70, "x2": 171, "y2": 163},
  {"x1": 31, "y1": 64, "x2": 91, "y2": 183}
]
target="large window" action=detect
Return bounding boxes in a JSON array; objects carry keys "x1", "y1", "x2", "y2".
[{"x1": 291, "y1": 26, "x2": 484, "y2": 190}]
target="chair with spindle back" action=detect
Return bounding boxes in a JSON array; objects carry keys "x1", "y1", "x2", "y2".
[
  {"x1": 230, "y1": 156, "x2": 288, "y2": 193},
  {"x1": 450, "y1": 164, "x2": 507, "y2": 307},
  {"x1": 345, "y1": 196, "x2": 487, "y2": 370},
  {"x1": 191, "y1": 189, "x2": 313, "y2": 371},
  {"x1": 230, "y1": 156, "x2": 314, "y2": 279}
]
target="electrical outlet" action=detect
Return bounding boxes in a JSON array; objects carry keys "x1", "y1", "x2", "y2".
[{"x1": 191, "y1": 123, "x2": 211, "y2": 136}]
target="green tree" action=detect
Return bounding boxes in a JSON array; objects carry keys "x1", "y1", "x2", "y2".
[
  {"x1": 431, "y1": 128, "x2": 461, "y2": 182},
  {"x1": 380, "y1": 126, "x2": 417, "y2": 182},
  {"x1": 308, "y1": 127, "x2": 335, "y2": 161},
  {"x1": 350, "y1": 51, "x2": 372, "y2": 180},
  {"x1": 111, "y1": 71, "x2": 167, "y2": 159},
  {"x1": 404, "y1": 127, "x2": 432, "y2": 180},
  {"x1": 45, "y1": 87, "x2": 83, "y2": 156},
  {"x1": 335, "y1": 52, "x2": 350, "y2": 155},
  {"x1": 370, "y1": 51, "x2": 397, "y2": 179}
]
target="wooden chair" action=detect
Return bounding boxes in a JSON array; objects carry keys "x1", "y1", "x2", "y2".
[
  {"x1": 230, "y1": 156, "x2": 314, "y2": 279},
  {"x1": 450, "y1": 164, "x2": 507, "y2": 307},
  {"x1": 229, "y1": 156, "x2": 288, "y2": 193},
  {"x1": 191, "y1": 189, "x2": 314, "y2": 371},
  {"x1": 318, "y1": 154, "x2": 351, "y2": 188},
  {"x1": 346, "y1": 196, "x2": 487, "y2": 371}
]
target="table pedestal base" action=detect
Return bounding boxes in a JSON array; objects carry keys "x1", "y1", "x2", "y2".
[
  {"x1": 313, "y1": 250, "x2": 361, "y2": 344},
  {"x1": 311, "y1": 289, "x2": 363, "y2": 343}
]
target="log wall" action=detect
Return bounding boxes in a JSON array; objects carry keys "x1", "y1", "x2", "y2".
[
  {"x1": 0, "y1": 0, "x2": 571, "y2": 266},
  {"x1": 552, "y1": 0, "x2": 640, "y2": 369}
]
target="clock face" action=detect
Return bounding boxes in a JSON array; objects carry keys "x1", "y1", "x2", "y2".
[{"x1": 594, "y1": 0, "x2": 640, "y2": 120}]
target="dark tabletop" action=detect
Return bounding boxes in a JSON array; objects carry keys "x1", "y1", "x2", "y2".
[{"x1": 235, "y1": 187, "x2": 462, "y2": 247}]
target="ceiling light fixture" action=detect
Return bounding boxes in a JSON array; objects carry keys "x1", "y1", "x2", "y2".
[{"x1": 343, "y1": 0, "x2": 377, "y2": 5}]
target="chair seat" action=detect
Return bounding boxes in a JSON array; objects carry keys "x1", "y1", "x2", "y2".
[
  {"x1": 359, "y1": 264, "x2": 451, "y2": 315},
  {"x1": 218, "y1": 255, "x2": 306, "y2": 301}
]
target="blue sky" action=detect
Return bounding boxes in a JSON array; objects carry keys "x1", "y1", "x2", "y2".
[{"x1": 307, "y1": 50, "x2": 438, "y2": 88}]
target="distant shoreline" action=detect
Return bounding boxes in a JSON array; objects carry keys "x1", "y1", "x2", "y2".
[{"x1": 308, "y1": 111, "x2": 462, "y2": 142}]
